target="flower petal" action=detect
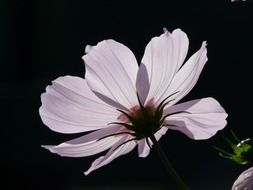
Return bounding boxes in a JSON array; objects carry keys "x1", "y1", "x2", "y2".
[
  {"x1": 139, "y1": 29, "x2": 189, "y2": 105},
  {"x1": 39, "y1": 76, "x2": 119, "y2": 134},
  {"x1": 164, "y1": 98, "x2": 228, "y2": 140},
  {"x1": 82, "y1": 40, "x2": 139, "y2": 109},
  {"x1": 171, "y1": 29, "x2": 189, "y2": 72},
  {"x1": 84, "y1": 135, "x2": 136, "y2": 175},
  {"x1": 140, "y1": 30, "x2": 175, "y2": 105},
  {"x1": 232, "y1": 167, "x2": 253, "y2": 190},
  {"x1": 138, "y1": 127, "x2": 168, "y2": 158},
  {"x1": 159, "y1": 41, "x2": 208, "y2": 106},
  {"x1": 138, "y1": 139, "x2": 150, "y2": 158},
  {"x1": 42, "y1": 125, "x2": 123, "y2": 157},
  {"x1": 136, "y1": 64, "x2": 150, "y2": 105}
]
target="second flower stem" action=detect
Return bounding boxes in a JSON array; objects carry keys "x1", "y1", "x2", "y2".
[{"x1": 149, "y1": 134, "x2": 189, "y2": 190}]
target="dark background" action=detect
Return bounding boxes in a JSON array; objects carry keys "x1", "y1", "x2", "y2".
[{"x1": 2, "y1": 0, "x2": 253, "y2": 189}]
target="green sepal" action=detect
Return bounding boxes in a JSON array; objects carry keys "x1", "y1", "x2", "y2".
[{"x1": 214, "y1": 130, "x2": 253, "y2": 165}]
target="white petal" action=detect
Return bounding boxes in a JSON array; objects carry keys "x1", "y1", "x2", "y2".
[
  {"x1": 82, "y1": 40, "x2": 139, "y2": 109},
  {"x1": 84, "y1": 135, "x2": 136, "y2": 175},
  {"x1": 42, "y1": 125, "x2": 123, "y2": 157},
  {"x1": 171, "y1": 29, "x2": 189, "y2": 72},
  {"x1": 159, "y1": 41, "x2": 208, "y2": 106},
  {"x1": 39, "y1": 76, "x2": 119, "y2": 134},
  {"x1": 138, "y1": 127, "x2": 168, "y2": 158},
  {"x1": 139, "y1": 29, "x2": 189, "y2": 105},
  {"x1": 165, "y1": 98, "x2": 228, "y2": 140}
]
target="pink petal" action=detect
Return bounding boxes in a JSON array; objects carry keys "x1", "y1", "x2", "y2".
[
  {"x1": 140, "y1": 30, "x2": 175, "y2": 105},
  {"x1": 160, "y1": 41, "x2": 208, "y2": 107},
  {"x1": 165, "y1": 98, "x2": 228, "y2": 140},
  {"x1": 171, "y1": 29, "x2": 189, "y2": 72},
  {"x1": 232, "y1": 167, "x2": 253, "y2": 190},
  {"x1": 82, "y1": 40, "x2": 139, "y2": 109},
  {"x1": 139, "y1": 29, "x2": 189, "y2": 106},
  {"x1": 39, "y1": 76, "x2": 119, "y2": 134},
  {"x1": 42, "y1": 125, "x2": 123, "y2": 157},
  {"x1": 138, "y1": 139, "x2": 150, "y2": 158},
  {"x1": 138, "y1": 127, "x2": 168, "y2": 158},
  {"x1": 84, "y1": 135, "x2": 136, "y2": 175}
]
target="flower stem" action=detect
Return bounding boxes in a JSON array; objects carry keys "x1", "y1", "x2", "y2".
[{"x1": 149, "y1": 134, "x2": 189, "y2": 190}]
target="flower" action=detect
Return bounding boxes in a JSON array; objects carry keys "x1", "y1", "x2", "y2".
[
  {"x1": 40, "y1": 28, "x2": 228, "y2": 175},
  {"x1": 231, "y1": 0, "x2": 247, "y2": 2},
  {"x1": 232, "y1": 167, "x2": 253, "y2": 190}
]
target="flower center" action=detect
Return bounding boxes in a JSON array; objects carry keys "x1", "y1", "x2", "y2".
[
  {"x1": 127, "y1": 105, "x2": 162, "y2": 138},
  {"x1": 110, "y1": 92, "x2": 183, "y2": 141},
  {"x1": 116, "y1": 97, "x2": 167, "y2": 139}
]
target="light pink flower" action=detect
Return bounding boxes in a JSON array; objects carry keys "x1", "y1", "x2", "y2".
[
  {"x1": 231, "y1": 0, "x2": 247, "y2": 2},
  {"x1": 232, "y1": 167, "x2": 253, "y2": 190},
  {"x1": 40, "y1": 28, "x2": 228, "y2": 175}
]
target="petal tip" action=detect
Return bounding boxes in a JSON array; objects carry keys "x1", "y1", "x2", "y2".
[
  {"x1": 163, "y1": 27, "x2": 168, "y2": 33},
  {"x1": 41, "y1": 145, "x2": 56, "y2": 153},
  {"x1": 138, "y1": 153, "x2": 149, "y2": 158},
  {"x1": 202, "y1": 41, "x2": 208, "y2": 47},
  {"x1": 172, "y1": 28, "x2": 185, "y2": 35},
  {"x1": 162, "y1": 27, "x2": 171, "y2": 36},
  {"x1": 85, "y1": 45, "x2": 92, "y2": 53}
]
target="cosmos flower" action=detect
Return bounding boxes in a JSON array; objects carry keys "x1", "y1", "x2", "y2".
[
  {"x1": 40, "y1": 28, "x2": 227, "y2": 175},
  {"x1": 232, "y1": 167, "x2": 253, "y2": 190},
  {"x1": 231, "y1": 0, "x2": 247, "y2": 2}
]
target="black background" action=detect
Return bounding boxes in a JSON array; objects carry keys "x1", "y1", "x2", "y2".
[{"x1": 2, "y1": 0, "x2": 253, "y2": 189}]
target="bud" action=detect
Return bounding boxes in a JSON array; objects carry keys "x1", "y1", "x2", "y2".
[{"x1": 214, "y1": 131, "x2": 253, "y2": 165}]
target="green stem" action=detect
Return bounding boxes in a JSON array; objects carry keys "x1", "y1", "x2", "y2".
[{"x1": 149, "y1": 134, "x2": 189, "y2": 190}]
